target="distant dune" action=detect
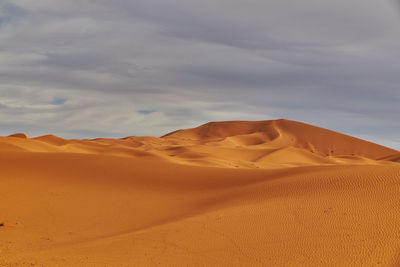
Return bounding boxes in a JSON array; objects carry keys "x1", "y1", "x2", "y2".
[
  {"x1": 7, "y1": 133, "x2": 28, "y2": 139},
  {"x1": 1, "y1": 119, "x2": 399, "y2": 266}
]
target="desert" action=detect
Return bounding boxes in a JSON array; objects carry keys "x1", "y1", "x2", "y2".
[
  {"x1": 2, "y1": 0, "x2": 400, "y2": 266},
  {"x1": 1, "y1": 119, "x2": 399, "y2": 266}
]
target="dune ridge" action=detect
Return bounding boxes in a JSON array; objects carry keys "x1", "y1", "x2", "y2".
[
  {"x1": 0, "y1": 119, "x2": 399, "y2": 266},
  {"x1": 1, "y1": 119, "x2": 397, "y2": 168}
]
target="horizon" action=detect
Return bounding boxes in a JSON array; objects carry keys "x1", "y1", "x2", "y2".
[
  {"x1": 0, "y1": 0, "x2": 399, "y2": 149},
  {"x1": 3, "y1": 118, "x2": 399, "y2": 151}
]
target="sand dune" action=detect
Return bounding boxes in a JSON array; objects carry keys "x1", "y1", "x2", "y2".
[
  {"x1": 8, "y1": 133, "x2": 28, "y2": 139},
  {"x1": 0, "y1": 119, "x2": 399, "y2": 266},
  {"x1": 163, "y1": 119, "x2": 396, "y2": 158}
]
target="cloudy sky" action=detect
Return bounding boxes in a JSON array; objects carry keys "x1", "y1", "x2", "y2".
[{"x1": 0, "y1": 0, "x2": 399, "y2": 149}]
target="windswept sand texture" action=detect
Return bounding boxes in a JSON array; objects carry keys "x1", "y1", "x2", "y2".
[{"x1": 1, "y1": 119, "x2": 399, "y2": 266}]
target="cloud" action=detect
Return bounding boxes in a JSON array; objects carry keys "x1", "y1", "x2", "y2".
[{"x1": 0, "y1": 0, "x2": 399, "y2": 149}]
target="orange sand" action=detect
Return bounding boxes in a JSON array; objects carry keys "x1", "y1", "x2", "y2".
[{"x1": 0, "y1": 119, "x2": 399, "y2": 266}]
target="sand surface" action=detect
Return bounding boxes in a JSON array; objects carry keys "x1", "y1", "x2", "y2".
[{"x1": 1, "y1": 119, "x2": 399, "y2": 266}]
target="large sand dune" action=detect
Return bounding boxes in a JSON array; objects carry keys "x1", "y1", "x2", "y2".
[{"x1": 1, "y1": 119, "x2": 399, "y2": 266}]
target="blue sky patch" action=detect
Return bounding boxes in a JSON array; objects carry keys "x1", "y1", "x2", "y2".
[
  {"x1": 0, "y1": 2, "x2": 26, "y2": 25},
  {"x1": 50, "y1": 97, "x2": 67, "y2": 106},
  {"x1": 138, "y1": 109, "x2": 156, "y2": 115}
]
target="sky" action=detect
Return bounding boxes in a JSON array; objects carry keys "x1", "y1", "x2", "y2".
[{"x1": 0, "y1": 0, "x2": 399, "y2": 149}]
